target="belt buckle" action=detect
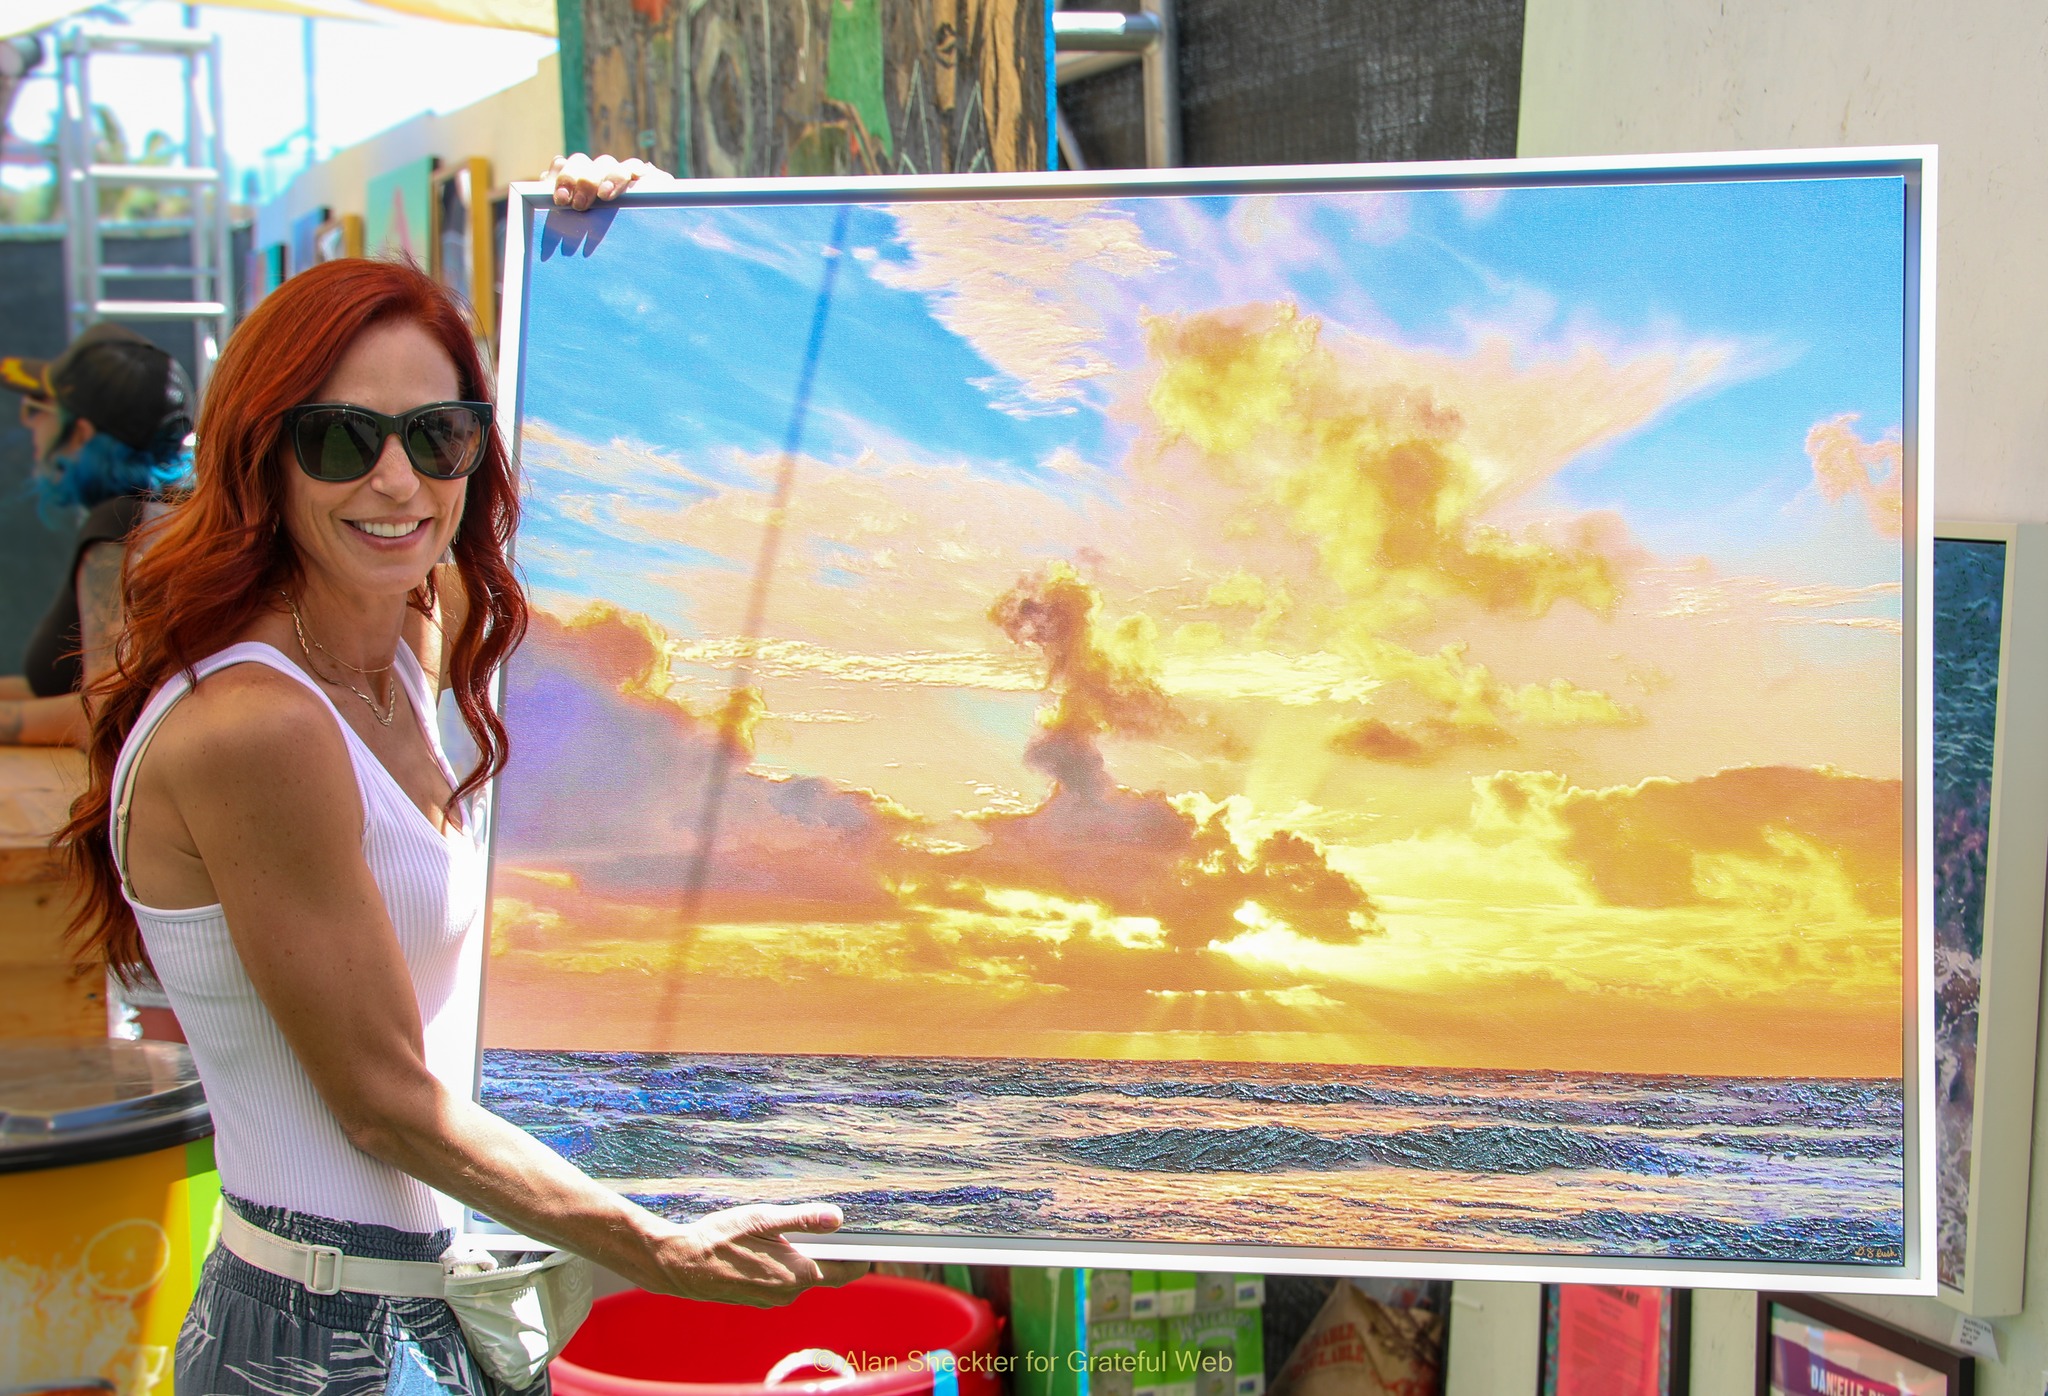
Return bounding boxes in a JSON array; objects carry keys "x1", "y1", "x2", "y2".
[{"x1": 304, "y1": 1243, "x2": 346, "y2": 1295}]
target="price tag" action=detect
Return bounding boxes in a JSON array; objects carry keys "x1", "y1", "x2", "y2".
[{"x1": 1951, "y1": 1313, "x2": 1999, "y2": 1362}]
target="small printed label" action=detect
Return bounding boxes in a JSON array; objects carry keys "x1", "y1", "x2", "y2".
[{"x1": 1951, "y1": 1314, "x2": 1998, "y2": 1362}]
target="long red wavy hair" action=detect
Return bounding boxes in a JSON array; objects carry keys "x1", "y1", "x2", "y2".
[{"x1": 63, "y1": 258, "x2": 528, "y2": 981}]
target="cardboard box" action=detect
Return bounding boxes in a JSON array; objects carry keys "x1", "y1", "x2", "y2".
[
  {"x1": 1195, "y1": 1273, "x2": 1265, "y2": 1311},
  {"x1": 1167, "y1": 1310, "x2": 1265, "y2": 1396},
  {"x1": 1155, "y1": 1271, "x2": 1198, "y2": 1317},
  {"x1": 1088, "y1": 1318, "x2": 1166, "y2": 1396},
  {"x1": 1090, "y1": 1270, "x2": 1138, "y2": 1322}
]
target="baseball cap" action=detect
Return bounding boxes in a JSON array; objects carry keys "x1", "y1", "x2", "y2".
[
  {"x1": 0, "y1": 351, "x2": 49, "y2": 400},
  {"x1": 2, "y1": 323, "x2": 195, "y2": 453}
]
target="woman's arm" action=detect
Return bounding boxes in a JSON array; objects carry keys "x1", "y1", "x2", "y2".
[
  {"x1": 0, "y1": 540, "x2": 121, "y2": 747},
  {"x1": 154, "y1": 669, "x2": 861, "y2": 1303},
  {"x1": 0, "y1": 692, "x2": 86, "y2": 745}
]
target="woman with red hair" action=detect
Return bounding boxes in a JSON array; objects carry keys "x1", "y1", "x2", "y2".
[{"x1": 63, "y1": 159, "x2": 861, "y2": 1394}]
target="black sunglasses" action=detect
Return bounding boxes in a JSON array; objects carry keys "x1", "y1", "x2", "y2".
[{"x1": 284, "y1": 400, "x2": 494, "y2": 483}]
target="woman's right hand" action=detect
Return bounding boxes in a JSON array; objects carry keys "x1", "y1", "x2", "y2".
[
  {"x1": 639, "y1": 1202, "x2": 871, "y2": 1306},
  {"x1": 541, "y1": 153, "x2": 674, "y2": 210}
]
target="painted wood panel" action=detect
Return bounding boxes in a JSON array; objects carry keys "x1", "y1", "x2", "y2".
[{"x1": 561, "y1": 0, "x2": 1046, "y2": 178}]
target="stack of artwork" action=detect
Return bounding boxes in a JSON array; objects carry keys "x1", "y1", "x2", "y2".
[{"x1": 478, "y1": 159, "x2": 1930, "y2": 1285}]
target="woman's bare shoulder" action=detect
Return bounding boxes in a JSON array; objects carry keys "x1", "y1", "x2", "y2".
[{"x1": 147, "y1": 663, "x2": 353, "y2": 798}]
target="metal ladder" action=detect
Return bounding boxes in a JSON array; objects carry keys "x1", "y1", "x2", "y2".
[{"x1": 56, "y1": 24, "x2": 233, "y2": 390}]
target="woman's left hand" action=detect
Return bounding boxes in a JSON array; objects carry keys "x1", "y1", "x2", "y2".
[{"x1": 542, "y1": 154, "x2": 673, "y2": 210}]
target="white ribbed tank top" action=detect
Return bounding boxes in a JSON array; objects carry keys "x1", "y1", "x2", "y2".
[{"x1": 111, "y1": 640, "x2": 486, "y2": 1232}]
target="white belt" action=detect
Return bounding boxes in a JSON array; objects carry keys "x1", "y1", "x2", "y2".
[{"x1": 219, "y1": 1209, "x2": 452, "y2": 1298}]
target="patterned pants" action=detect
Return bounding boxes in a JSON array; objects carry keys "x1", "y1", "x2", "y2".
[{"x1": 177, "y1": 1194, "x2": 547, "y2": 1395}]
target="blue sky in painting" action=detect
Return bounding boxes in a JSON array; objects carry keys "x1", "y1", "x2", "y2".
[{"x1": 513, "y1": 175, "x2": 1907, "y2": 622}]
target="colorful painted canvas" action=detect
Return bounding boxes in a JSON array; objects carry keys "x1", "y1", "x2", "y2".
[
  {"x1": 1929, "y1": 523, "x2": 2048, "y2": 1315},
  {"x1": 288, "y1": 205, "x2": 330, "y2": 276},
  {"x1": 364, "y1": 154, "x2": 436, "y2": 264},
  {"x1": 434, "y1": 158, "x2": 495, "y2": 341},
  {"x1": 481, "y1": 160, "x2": 1931, "y2": 1282},
  {"x1": 1932, "y1": 538, "x2": 2000, "y2": 1295}
]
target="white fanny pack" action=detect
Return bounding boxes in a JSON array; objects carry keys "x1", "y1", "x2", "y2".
[{"x1": 220, "y1": 1210, "x2": 595, "y2": 1389}]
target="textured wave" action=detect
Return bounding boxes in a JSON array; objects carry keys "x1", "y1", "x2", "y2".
[
  {"x1": 481, "y1": 1049, "x2": 1906, "y2": 1263},
  {"x1": 1043, "y1": 1124, "x2": 1702, "y2": 1176},
  {"x1": 1475, "y1": 1208, "x2": 1904, "y2": 1264}
]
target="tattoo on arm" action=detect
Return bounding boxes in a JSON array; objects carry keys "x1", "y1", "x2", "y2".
[
  {"x1": 0, "y1": 703, "x2": 22, "y2": 745},
  {"x1": 77, "y1": 542, "x2": 126, "y2": 688}
]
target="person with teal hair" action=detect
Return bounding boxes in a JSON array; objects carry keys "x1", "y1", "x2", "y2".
[{"x1": 0, "y1": 323, "x2": 195, "y2": 745}]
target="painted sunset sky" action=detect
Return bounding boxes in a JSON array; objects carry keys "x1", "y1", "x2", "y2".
[{"x1": 485, "y1": 177, "x2": 1910, "y2": 1079}]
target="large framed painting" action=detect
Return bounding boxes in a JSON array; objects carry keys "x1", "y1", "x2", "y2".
[
  {"x1": 474, "y1": 152, "x2": 1937, "y2": 1288},
  {"x1": 1930, "y1": 523, "x2": 2048, "y2": 1315}
]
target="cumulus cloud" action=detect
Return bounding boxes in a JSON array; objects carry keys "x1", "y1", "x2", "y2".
[
  {"x1": 1475, "y1": 764, "x2": 1902, "y2": 917},
  {"x1": 502, "y1": 587, "x2": 1378, "y2": 975},
  {"x1": 875, "y1": 200, "x2": 1171, "y2": 414},
  {"x1": 1147, "y1": 303, "x2": 1628, "y2": 623},
  {"x1": 968, "y1": 566, "x2": 1380, "y2": 949},
  {"x1": 496, "y1": 606, "x2": 918, "y2": 913},
  {"x1": 1806, "y1": 413, "x2": 1903, "y2": 537},
  {"x1": 1139, "y1": 304, "x2": 1645, "y2": 763},
  {"x1": 990, "y1": 562, "x2": 1176, "y2": 746}
]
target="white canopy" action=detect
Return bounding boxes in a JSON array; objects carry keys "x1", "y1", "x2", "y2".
[{"x1": 3, "y1": 0, "x2": 556, "y2": 42}]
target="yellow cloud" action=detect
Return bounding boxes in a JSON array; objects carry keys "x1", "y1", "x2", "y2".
[
  {"x1": 1807, "y1": 413, "x2": 1903, "y2": 537},
  {"x1": 1138, "y1": 304, "x2": 1645, "y2": 765},
  {"x1": 1148, "y1": 304, "x2": 1624, "y2": 625}
]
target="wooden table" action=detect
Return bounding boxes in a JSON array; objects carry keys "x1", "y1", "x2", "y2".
[{"x1": 0, "y1": 746, "x2": 101, "y2": 1039}]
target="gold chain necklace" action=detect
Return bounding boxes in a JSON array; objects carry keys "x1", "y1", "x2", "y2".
[{"x1": 281, "y1": 590, "x2": 398, "y2": 727}]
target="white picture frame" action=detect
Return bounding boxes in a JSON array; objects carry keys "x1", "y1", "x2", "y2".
[{"x1": 472, "y1": 148, "x2": 1939, "y2": 1294}]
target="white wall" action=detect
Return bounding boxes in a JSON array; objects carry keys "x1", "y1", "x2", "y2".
[
  {"x1": 254, "y1": 51, "x2": 562, "y2": 249},
  {"x1": 1445, "y1": 1282, "x2": 1542, "y2": 1396},
  {"x1": 1518, "y1": 3, "x2": 2048, "y2": 1391}
]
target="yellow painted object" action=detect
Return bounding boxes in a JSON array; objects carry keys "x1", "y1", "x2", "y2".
[
  {"x1": 0, "y1": 1041, "x2": 218, "y2": 1396},
  {"x1": 0, "y1": 747, "x2": 101, "y2": 1042}
]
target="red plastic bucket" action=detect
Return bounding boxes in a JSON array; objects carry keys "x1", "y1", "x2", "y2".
[{"x1": 551, "y1": 1275, "x2": 1003, "y2": 1396}]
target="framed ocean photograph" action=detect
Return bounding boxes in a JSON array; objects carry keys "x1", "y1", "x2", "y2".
[
  {"x1": 472, "y1": 152, "x2": 1936, "y2": 1288},
  {"x1": 1929, "y1": 523, "x2": 2048, "y2": 1315}
]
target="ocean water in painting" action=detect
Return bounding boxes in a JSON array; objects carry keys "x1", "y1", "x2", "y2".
[
  {"x1": 1933, "y1": 538, "x2": 2004, "y2": 1288},
  {"x1": 481, "y1": 1049, "x2": 1904, "y2": 1264}
]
